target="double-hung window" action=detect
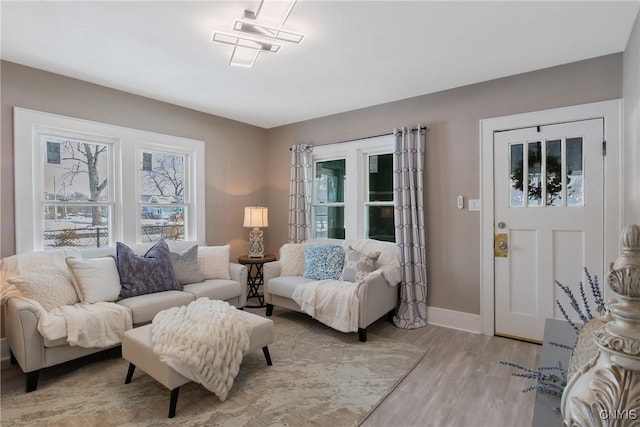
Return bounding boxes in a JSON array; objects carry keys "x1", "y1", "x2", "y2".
[
  {"x1": 311, "y1": 135, "x2": 395, "y2": 241},
  {"x1": 14, "y1": 108, "x2": 205, "y2": 252}
]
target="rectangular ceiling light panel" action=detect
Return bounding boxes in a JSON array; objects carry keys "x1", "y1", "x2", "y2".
[
  {"x1": 212, "y1": 32, "x2": 281, "y2": 53},
  {"x1": 232, "y1": 19, "x2": 305, "y2": 44}
]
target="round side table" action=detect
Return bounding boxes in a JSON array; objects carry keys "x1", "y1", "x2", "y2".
[{"x1": 238, "y1": 254, "x2": 276, "y2": 308}]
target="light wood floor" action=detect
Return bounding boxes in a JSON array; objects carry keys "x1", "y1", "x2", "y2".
[
  {"x1": 1, "y1": 313, "x2": 540, "y2": 427},
  {"x1": 360, "y1": 317, "x2": 541, "y2": 427}
]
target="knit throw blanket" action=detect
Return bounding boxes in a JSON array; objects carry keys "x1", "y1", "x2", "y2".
[{"x1": 151, "y1": 298, "x2": 250, "y2": 401}]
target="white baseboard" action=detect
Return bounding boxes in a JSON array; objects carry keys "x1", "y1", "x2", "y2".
[
  {"x1": 1, "y1": 337, "x2": 10, "y2": 361},
  {"x1": 427, "y1": 306, "x2": 482, "y2": 334}
]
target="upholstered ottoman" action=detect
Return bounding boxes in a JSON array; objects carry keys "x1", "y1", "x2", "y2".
[{"x1": 122, "y1": 309, "x2": 274, "y2": 418}]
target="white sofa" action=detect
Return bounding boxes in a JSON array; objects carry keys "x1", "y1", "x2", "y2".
[
  {"x1": 263, "y1": 238, "x2": 400, "y2": 342},
  {"x1": 1, "y1": 240, "x2": 248, "y2": 392}
]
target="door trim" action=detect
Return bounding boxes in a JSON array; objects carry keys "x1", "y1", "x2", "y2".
[{"x1": 479, "y1": 99, "x2": 622, "y2": 336}]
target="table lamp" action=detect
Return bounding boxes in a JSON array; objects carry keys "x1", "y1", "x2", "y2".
[{"x1": 244, "y1": 206, "x2": 269, "y2": 257}]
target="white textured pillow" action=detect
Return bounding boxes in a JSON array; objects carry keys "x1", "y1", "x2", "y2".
[
  {"x1": 8, "y1": 265, "x2": 79, "y2": 311},
  {"x1": 66, "y1": 256, "x2": 121, "y2": 303},
  {"x1": 198, "y1": 245, "x2": 231, "y2": 280},
  {"x1": 279, "y1": 243, "x2": 305, "y2": 276}
]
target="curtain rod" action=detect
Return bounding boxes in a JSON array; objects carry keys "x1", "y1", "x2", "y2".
[{"x1": 290, "y1": 125, "x2": 426, "y2": 150}]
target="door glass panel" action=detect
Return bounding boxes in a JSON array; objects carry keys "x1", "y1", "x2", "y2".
[
  {"x1": 509, "y1": 144, "x2": 524, "y2": 207},
  {"x1": 527, "y1": 142, "x2": 542, "y2": 207},
  {"x1": 567, "y1": 137, "x2": 584, "y2": 206},
  {"x1": 368, "y1": 154, "x2": 393, "y2": 202},
  {"x1": 546, "y1": 139, "x2": 562, "y2": 206}
]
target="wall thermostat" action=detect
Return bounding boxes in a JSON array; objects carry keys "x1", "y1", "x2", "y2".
[{"x1": 457, "y1": 195, "x2": 464, "y2": 210}]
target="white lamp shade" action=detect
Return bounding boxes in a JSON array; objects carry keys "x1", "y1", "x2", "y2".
[{"x1": 243, "y1": 206, "x2": 269, "y2": 228}]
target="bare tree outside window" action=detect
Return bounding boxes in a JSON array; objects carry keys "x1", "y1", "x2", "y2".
[
  {"x1": 43, "y1": 137, "x2": 110, "y2": 248},
  {"x1": 139, "y1": 152, "x2": 186, "y2": 242}
]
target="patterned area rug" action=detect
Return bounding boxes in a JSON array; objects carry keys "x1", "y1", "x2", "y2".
[{"x1": 1, "y1": 310, "x2": 425, "y2": 427}]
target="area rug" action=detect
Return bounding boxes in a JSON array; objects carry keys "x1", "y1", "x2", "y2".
[{"x1": 1, "y1": 310, "x2": 425, "y2": 427}]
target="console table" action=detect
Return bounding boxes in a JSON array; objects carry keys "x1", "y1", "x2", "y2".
[{"x1": 238, "y1": 254, "x2": 276, "y2": 308}]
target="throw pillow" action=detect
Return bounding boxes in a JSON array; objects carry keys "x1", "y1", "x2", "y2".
[
  {"x1": 117, "y1": 239, "x2": 181, "y2": 299},
  {"x1": 66, "y1": 256, "x2": 122, "y2": 303},
  {"x1": 303, "y1": 244, "x2": 345, "y2": 280},
  {"x1": 279, "y1": 243, "x2": 305, "y2": 276},
  {"x1": 339, "y1": 246, "x2": 381, "y2": 283},
  {"x1": 8, "y1": 265, "x2": 79, "y2": 311},
  {"x1": 170, "y1": 244, "x2": 205, "y2": 285},
  {"x1": 198, "y1": 245, "x2": 231, "y2": 280}
]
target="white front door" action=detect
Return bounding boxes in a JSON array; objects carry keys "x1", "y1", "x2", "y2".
[{"x1": 493, "y1": 119, "x2": 605, "y2": 342}]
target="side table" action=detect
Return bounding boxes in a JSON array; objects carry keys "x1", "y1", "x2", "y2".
[{"x1": 238, "y1": 254, "x2": 276, "y2": 308}]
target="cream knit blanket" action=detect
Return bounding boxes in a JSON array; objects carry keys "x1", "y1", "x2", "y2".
[{"x1": 151, "y1": 298, "x2": 250, "y2": 401}]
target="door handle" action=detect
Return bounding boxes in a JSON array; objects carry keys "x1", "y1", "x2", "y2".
[{"x1": 495, "y1": 233, "x2": 508, "y2": 257}]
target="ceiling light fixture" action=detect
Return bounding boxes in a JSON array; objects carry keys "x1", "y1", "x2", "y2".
[{"x1": 211, "y1": 0, "x2": 304, "y2": 68}]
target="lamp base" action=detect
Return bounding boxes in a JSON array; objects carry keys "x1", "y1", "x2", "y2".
[{"x1": 248, "y1": 227, "x2": 264, "y2": 258}]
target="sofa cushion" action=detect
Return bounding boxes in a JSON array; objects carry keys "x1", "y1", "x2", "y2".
[
  {"x1": 198, "y1": 245, "x2": 231, "y2": 280},
  {"x1": 66, "y1": 256, "x2": 121, "y2": 303},
  {"x1": 117, "y1": 239, "x2": 182, "y2": 299},
  {"x1": 339, "y1": 246, "x2": 381, "y2": 283},
  {"x1": 303, "y1": 244, "x2": 344, "y2": 280},
  {"x1": 183, "y1": 279, "x2": 241, "y2": 302},
  {"x1": 117, "y1": 290, "x2": 194, "y2": 325},
  {"x1": 267, "y1": 275, "x2": 316, "y2": 298},
  {"x1": 279, "y1": 243, "x2": 305, "y2": 276},
  {"x1": 8, "y1": 265, "x2": 79, "y2": 311},
  {"x1": 169, "y1": 244, "x2": 205, "y2": 285}
]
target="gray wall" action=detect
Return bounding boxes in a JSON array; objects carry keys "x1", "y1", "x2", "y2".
[
  {"x1": 624, "y1": 12, "x2": 640, "y2": 225},
  {"x1": 0, "y1": 61, "x2": 268, "y2": 260},
  {"x1": 266, "y1": 54, "x2": 623, "y2": 316}
]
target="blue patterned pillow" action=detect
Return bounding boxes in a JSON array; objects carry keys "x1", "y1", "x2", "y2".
[
  {"x1": 117, "y1": 239, "x2": 181, "y2": 299},
  {"x1": 303, "y1": 244, "x2": 345, "y2": 280}
]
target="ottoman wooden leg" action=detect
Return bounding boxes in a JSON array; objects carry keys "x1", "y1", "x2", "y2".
[
  {"x1": 262, "y1": 346, "x2": 272, "y2": 366},
  {"x1": 169, "y1": 387, "x2": 180, "y2": 418},
  {"x1": 125, "y1": 363, "x2": 136, "y2": 384}
]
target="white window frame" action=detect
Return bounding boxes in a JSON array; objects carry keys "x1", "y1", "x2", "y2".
[
  {"x1": 14, "y1": 108, "x2": 205, "y2": 253},
  {"x1": 312, "y1": 134, "x2": 394, "y2": 240}
]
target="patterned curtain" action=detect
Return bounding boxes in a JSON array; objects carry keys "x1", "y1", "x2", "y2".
[
  {"x1": 288, "y1": 144, "x2": 313, "y2": 243},
  {"x1": 393, "y1": 126, "x2": 428, "y2": 329}
]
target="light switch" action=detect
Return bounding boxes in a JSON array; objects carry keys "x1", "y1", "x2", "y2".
[{"x1": 469, "y1": 199, "x2": 481, "y2": 211}]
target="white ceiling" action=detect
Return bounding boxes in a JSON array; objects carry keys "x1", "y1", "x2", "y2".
[{"x1": 2, "y1": 1, "x2": 639, "y2": 129}]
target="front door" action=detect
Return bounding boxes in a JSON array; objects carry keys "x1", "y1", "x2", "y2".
[{"x1": 493, "y1": 119, "x2": 605, "y2": 342}]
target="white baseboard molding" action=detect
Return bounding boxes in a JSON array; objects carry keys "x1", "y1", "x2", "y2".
[
  {"x1": 427, "y1": 306, "x2": 482, "y2": 334},
  {"x1": 1, "y1": 337, "x2": 10, "y2": 361}
]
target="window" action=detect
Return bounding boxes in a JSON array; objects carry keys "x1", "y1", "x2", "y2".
[
  {"x1": 138, "y1": 149, "x2": 187, "y2": 242},
  {"x1": 311, "y1": 135, "x2": 395, "y2": 241},
  {"x1": 42, "y1": 136, "x2": 113, "y2": 249},
  {"x1": 14, "y1": 108, "x2": 205, "y2": 252}
]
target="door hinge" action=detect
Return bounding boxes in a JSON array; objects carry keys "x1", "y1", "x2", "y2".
[{"x1": 602, "y1": 140, "x2": 607, "y2": 156}]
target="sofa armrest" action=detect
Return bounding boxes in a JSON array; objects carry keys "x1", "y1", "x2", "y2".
[
  {"x1": 263, "y1": 261, "x2": 281, "y2": 305},
  {"x1": 4, "y1": 297, "x2": 45, "y2": 373},
  {"x1": 229, "y1": 263, "x2": 248, "y2": 308},
  {"x1": 357, "y1": 273, "x2": 398, "y2": 329},
  {"x1": 363, "y1": 265, "x2": 402, "y2": 287}
]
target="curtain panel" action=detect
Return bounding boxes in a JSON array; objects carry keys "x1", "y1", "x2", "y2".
[
  {"x1": 288, "y1": 144, "x2": 313, "y2": 243},
  {"x1": 393, "y1": 126, "x2": 428, "y2": 329}
]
